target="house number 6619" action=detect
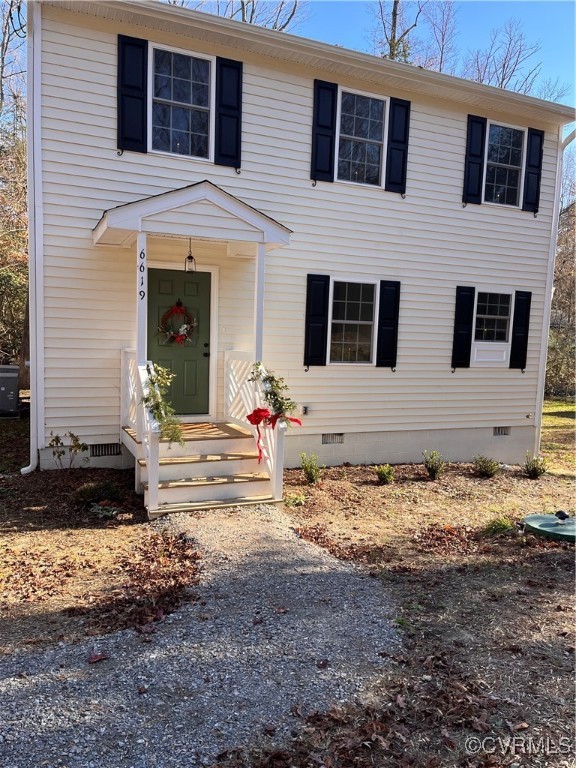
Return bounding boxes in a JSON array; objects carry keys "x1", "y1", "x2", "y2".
[{"x1": 139, "y1": 249, "x2": 146, "y2": 301}]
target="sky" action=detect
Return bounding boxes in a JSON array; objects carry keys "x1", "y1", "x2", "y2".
[{"x1": 291, "y1": 1, "x2": 576, "y2": 107}]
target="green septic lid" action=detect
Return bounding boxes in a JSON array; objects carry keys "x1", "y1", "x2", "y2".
[{"x1": 523, "y1": 514, "x2": 576, "y2": 543}]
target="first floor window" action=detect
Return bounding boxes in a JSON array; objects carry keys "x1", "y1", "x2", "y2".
[
  {"x1": 330, "y1": 281, "x2": 375, "y2": 362},
  {"x1": 337, "y1": 91, "x2": 385, "y2": 186},
  {"x1": 484, "y1": 124, "x2": 524, "y2": 206},
  {"x1": 475, "y1": 292, "x2": 511, "y2": 342},
  {"x1": 152, "y1": 48, "x2": 211, "y2": 158}
]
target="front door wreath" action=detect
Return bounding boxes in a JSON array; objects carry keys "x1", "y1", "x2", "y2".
[{"x1": 158, "y1": 299, "x2": 197, "y2": 344}]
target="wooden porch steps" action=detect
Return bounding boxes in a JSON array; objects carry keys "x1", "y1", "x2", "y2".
[
  {"x1": 147, "y1": 495, "x2": 281, "y2": 521},
  {"x1": 123, "y1": 421, "x2": 274, "y2": 517},
  {"x1": 123, "y1": 422, "x2": 253, "y2": 444}
]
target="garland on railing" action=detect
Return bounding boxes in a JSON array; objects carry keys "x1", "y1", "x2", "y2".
[
  {"x1": 247, "y1": 362, "x2": 301, "y2": 462},
  {"x1": 141, "y1": 364, "x2": 184, "y2": 446}
]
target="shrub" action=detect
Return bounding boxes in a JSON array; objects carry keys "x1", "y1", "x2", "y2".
[
  {"x1": 473, "y1": 455, "x2": 500, "y2": 478},
  {"x1": 48, "y1": 431, "x2": 88, "y2": 470},
  {"x1": 482, "y1": 515, "x2": 516, "y2": 536},
  {"x1": 375, "y1": 463, "x2": 395, "y2": 485},
  {"x1": 90, "y1": 502, "x2": 121, "y2": 520},
  {"x1": 300, "y1": 452, "x2": 323, "y2": 484},
  {"x1": 73, "y1": 480, "x2": 123, "y2": 509},
  {"x1": 523, "y1": 453, "x2": 547, "y2": 479},
  {"x1": 284, "y1": 491, "x2": 307, "y2": 507},
  {"x1": 422, "y1": 450, "x2": 445, "y2": 480}
]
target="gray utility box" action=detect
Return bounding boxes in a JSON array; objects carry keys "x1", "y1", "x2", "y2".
[{"x1": 0, "y1": 365, "x2": 19, "y2": 414}]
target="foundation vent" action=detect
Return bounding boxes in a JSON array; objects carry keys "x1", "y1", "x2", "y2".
[
  {"x1": 493, "y1": 427, "x2": 511, "y2": 437},
  {"x1": 90, "y1": 443, "x2": 122, "y2": 458},
  {"x1": 322, "y1": 433, "x2": 344, "y2": 445}
]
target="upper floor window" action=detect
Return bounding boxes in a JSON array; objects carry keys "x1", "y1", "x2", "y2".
[
  {"x1": 330, "y1": 281, "x2": 375, "y2": 363},
  {"x1": 337, "y1": 91, "x2": 385, "y2": 186},
  {"x1": 151, "y1": 48, "x2": 213, "y2": 158},
  {"x1": 484, "y1": 123, "x2": 525, "y2": 206},
  {"x1": 474, "y1": 292, "x2": 511, "y2": 342}
]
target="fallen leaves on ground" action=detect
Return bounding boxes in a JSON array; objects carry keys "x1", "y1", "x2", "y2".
[{"x1": 67, "y1": 532, "x2": 201, "y2": 633}]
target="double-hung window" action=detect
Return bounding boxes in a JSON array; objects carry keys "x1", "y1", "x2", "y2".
[
  {"x1": 337, "y1": 91, "x2": 386, "y2": 186},
  {"x1": 484, "y1": 123, "x2": 525, "y2": 207},
  {"x1": 330, "y1": 281, "x2": 376, "y2": 363},
  {"x1": 151, "y1": 47, "x2": 213, "y2": 159},
  {"x1": 471, "y1": 290, "x2": 513, "y2": 366},
  {"x1": 474, "y1": 292, "x2": 511, "y2": 342}
]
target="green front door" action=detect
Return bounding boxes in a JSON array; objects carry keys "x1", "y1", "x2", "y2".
[{"x1": 147, "y1": 269, "x2": 211, "y2": 415}]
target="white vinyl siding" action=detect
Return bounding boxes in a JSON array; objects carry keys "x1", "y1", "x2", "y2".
[{"x1": 39, "y1": 7, "x2": 559, "y2": 448}]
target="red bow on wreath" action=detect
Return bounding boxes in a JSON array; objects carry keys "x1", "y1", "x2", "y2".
[
  {"x1": 159, "y1": 300, "x2": 197, "y2": 345},
  {"x1": 247, "y1": 407, "x2": 302, "y2": 462}
]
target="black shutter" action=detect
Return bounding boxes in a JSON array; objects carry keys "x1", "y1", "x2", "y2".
[
  {"x1": 311, "y1": 80, "x2": 337, "y2": 182},
  {"x1": 376, "y1": 281, "x2": 401, "y2": 368},
  {"x1": 304, "y1": 274, "x2": 330, "y2": 366},
  {"x1": 385, "y1": 99, "x2": 410, "y2": 194},
  {"x1": 522, "y1": 129, "x2": 544, "y2": 213},
  {"x1": 462, "y1": 115, "x2": 487, "y2": 205},
  {"x1": 215, "y1": 58, "x2": 243, "y2": 168},
  {"x1": 451, "y1": 286, "x2": 476, "y2": 369},
  {"x1": 117, "y1": 35, "x2": 148, "y2": 153},
  {"x1": 510, "y1": 291, "x2": 532, "y2": 370}
]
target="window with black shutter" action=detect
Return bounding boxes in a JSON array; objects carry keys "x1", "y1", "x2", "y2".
[
  {"x1": 118, "y1": 38, "x2": 242, "y2": 167},
  {"x1": 304, "y1": 276, "x2": 401, "y2": 367},
  {"x1": 118, "y1": 35, "x2": 148, "y2": 153},
  {"x1": 311, "y1": 83, "x2": 410, "y2": 193},
  {"x1": 463, "y1": 115, "x2": 543, "y2": 211},
  {"x1": 453, "y1": 286, "x2": 532, "y2": 368}
]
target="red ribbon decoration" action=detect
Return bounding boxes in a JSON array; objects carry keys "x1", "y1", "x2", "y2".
[
  {"x1": 159, "y1": 300, "x2": 195, "y2": 344},
  {"x1": 247, "y1": 407, "x2": 302, "y2": 463}
]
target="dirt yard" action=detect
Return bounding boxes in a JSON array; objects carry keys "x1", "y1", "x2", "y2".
[{"x1": 0, "y1": 400, "x2": 574, "y2": 767}]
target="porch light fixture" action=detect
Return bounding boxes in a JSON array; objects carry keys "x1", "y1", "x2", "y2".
[{"x1": 184, "y1": 238, "x2": 196, "y2": 272}]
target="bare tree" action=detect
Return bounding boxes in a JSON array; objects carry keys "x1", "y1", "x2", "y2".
[
  {"x1": 371, "y1": 0, "x2": 427, "y2": 62},
  {"x1": 414, "y1": 0, "x2": 458, "y2": 74},
  {"x1": 164, "y1": 0, "x2": 304, "y2": 32},
  {"x1": 462, "y1": 19, "x2": 543, "y2": 93},
  {"x1": 533, "y1": 77, "x2": 570, "y2": 104},
  {"x1": 546, "y1": 147, "x2": 575, "y2": 396},
  {"x1": 0, "y1": 0, "x2": 25, "y2": 118}
]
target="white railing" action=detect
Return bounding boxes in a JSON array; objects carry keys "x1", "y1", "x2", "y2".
[
  {"x1": 138, "y1": 362, "x2": 161, "y2": 514},
  {"x1": 225, "y1": 351, "x2": 285, "y2": 502},
  {"x1": 121, "y1": 349, "x2": 138, "y2": 433},
  {"x1": 121, "y1": 348, "x2": 160, "y2": 515}
]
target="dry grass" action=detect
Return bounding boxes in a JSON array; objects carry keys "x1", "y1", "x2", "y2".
[
  {"x1": 0, "y1": 403, "x2": 574, "y2": 766},
  {"x1": 0, "y1": 468, "x2": 200, "y2": 653},
  {"x1": 215, "y1": 401, "x2": 575, "y2": 767}
]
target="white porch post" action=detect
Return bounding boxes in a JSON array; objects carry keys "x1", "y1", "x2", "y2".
[
  {"x1": 136, "y1": 232, "x2": 148, "y2": 363},
  {"x1": 254, "y1": 242, "x2": 265, "y2": 361}
]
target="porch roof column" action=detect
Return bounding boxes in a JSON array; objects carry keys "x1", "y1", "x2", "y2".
[
  {"x1": 254, "y1": 242, "x2": 265, "y2": 361},
  {"x1": 136, "y1": 232, "x2": 147, "y2": 363}
]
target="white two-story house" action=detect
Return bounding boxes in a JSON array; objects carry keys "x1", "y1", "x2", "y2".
[{"x1": 25, "y1": 0, "x2": 574, "y2": 516}]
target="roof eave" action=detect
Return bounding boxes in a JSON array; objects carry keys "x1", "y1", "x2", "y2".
[{"x1": 45, "y1": 0, "x2": 575, "y2": 126}]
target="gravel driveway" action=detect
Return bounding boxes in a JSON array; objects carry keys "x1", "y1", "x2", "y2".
[{"x1": 0, "y1": 505, "x2": 399, "y2": 768}]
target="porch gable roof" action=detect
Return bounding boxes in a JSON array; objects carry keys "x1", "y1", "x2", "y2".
[{"x1": 93, "y1": 180, "x2": 292, "y2": 250}]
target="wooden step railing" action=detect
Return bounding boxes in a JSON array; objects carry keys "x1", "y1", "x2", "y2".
[
  {"x1": 224, "y1": 351, "x2": 285, "y2": 502},
  {"x1": 121, "y1": 348, "x2": 160, "y2": 514}
]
